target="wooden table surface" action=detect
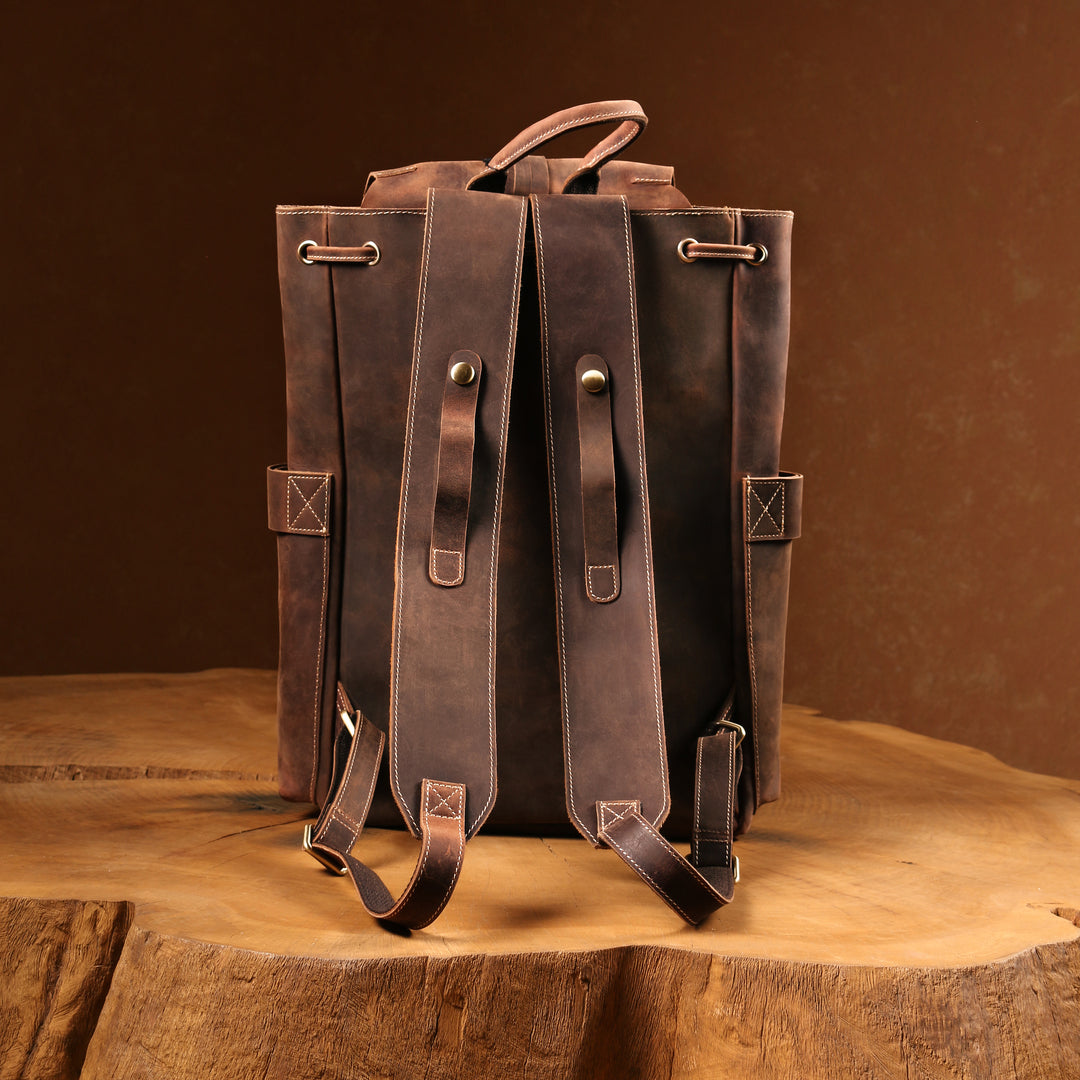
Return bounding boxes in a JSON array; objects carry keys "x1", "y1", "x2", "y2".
[{"x1": 2, "y1": 670, "x2": 1078, "y2": 1079}]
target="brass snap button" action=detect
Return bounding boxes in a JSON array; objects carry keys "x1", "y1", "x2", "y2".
[{"x1": 450, "y1": 361, "x2": 476, "y2": 386}]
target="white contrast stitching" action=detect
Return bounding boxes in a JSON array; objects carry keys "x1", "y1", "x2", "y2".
[
  {"x1": 598, "y1": 800, "x2": 639, "y2": 831},
  {"x1": 632, "y1": 177, "x2": 670, "y2": 184},
  {"x1": 745, "y1": 493, "x2": 760, "y2": 789},
  {"x1": 582, "y1": 123, "x2": 639, "y2": 170},
  {"x1": 621, "y1": 197, "x2": 670, "y2": 826},
  {"x1": 534, "y1": 201, "x2": 590, "y2": 840},
  {"x1": 330, "y1": 805, "x2": 362, "y2": 833},
  {"x1": 356, "y1": 720, "x2": 383, "y2": 828},
  {"x1": 287, "y1": 475, "x2": 329, "y2": 532},
  {"x1": 748, "y1": 481, "x2": 784, "y2": 537},
  {"x1": 428, "y1": 783, "x2": 460, "y2": 817},
  {"x1": 407, "y1": 778, "x2": 465, "y2": 926},
  {"x1": 329, "y1": 709, "x2": 374, "y2": 844},
  {"x1": 693, "y1": 734, "x2": 704, "y2": 861},
  {"x1": 601, "y1": 824, "x2": 698, "y2": 923},
  {"x1": 371, "y1": 165, "x2": 418, "y2": 178},
  {"x1": 603, "y1": 807, "x2": 724, "y2": 920},
  {"x1": 586, "y1": 564, "x2": 618, "y2": 602},
  {"x1": 491, "y1": 110, "x2": 641, "y2": 168},
  {"x1": 276, "y1": 208, "x2": 426, "y2": 216},
  {"x1": 474, "y1": 196, "x2": 529, "y2": 836},
  {"x1": 431, "y1": 548, "x2": 463, "y2": 586},
  {"x1": 632, "y1": 209, "x2": 793, "y2": 218},
  {"x1": 308, "y1": 531, "x2": 329, "y2": 803},
  {"x1": 389, "y1": 195, "x2": 527, "y2": 839},
  {"x1": 726, "y1": 727, "x2": 735, "y2": 850},
  {"x1": 391, "y1": 189, "x2": 438, "y2": 835}
]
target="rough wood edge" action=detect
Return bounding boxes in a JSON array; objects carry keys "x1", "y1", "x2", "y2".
[
  {"x1": 76, "y1": 912, "x2": 1080, "y2": 1080},
  {"x1": 0, "y1": 897, "x2": 133, "y2": 1080}
]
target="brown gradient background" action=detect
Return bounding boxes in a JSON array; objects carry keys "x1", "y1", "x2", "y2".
[{"x1": 2, "y1": 2, "x2": 1077, "y2": 779}]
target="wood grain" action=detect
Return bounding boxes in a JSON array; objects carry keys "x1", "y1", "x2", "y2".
[
  {"x1": 0, "y1": 898, "x2": 132, "y2": 1080},
  {"x1": 0, "y1": 669, "x2": 277, "y2": 782},
  {"x1": 2, "y1": 670, "x2": 1079, "y2": 1078},
  {"x1": 80, "y1": 919, "x2": 1080, "y2": 1080}
]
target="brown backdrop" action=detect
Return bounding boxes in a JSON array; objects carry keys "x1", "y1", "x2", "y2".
[{"x1": 2, "y1": 1, "x2": 1077, "y2": 779}]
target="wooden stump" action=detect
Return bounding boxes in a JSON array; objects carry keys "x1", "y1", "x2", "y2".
[{"x1": 1, "y1": 670, "x2": 1078, "y2": 1079}]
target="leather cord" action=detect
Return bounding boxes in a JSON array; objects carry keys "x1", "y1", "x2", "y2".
[
  {"x1": 297, "y1": 243, "x2": 380, "y2": 264},
  {"x1": 678, "y1": 240, "x2": 764, "y2": 263}
]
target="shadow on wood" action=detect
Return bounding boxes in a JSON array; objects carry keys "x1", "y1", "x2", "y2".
[{"x1": 1, "y1": 670, "x2": 1078, "y2": 1078}]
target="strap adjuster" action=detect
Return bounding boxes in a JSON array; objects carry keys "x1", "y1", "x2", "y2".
[
  {"x1": 339, "y1": 708, "x2": 356, "y2": 737},
  {"x1": 302, "y1": 823, "x2": 347, "y2": 876},
  {"x1": 715, "y1": 715, "x2": 746, "y2": 749},
  {"x1": 705, "y1": 713, "x2": 746, "y2": 749}
]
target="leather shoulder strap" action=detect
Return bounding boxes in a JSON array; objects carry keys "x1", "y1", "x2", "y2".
[
  {"x1": 390, "y1": 187, "x2": 528, "y2": 838},
  {"x1": 307, "y1": 189, "x2": 528, "y2": 929},
  {"x1": 533, "y1": 194, "x2": 740, "y2": 924},
  {"x1": 531, "y1": 193, "x2": 670, "y2": 841}
]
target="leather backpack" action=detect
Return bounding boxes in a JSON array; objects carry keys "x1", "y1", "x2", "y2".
[{"x1": 268, "y1": 101, "x2": 802, "y2": 930}]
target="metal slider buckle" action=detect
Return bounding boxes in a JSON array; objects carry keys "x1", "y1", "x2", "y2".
[
  {"x1": 714, "y1": 715, "x2": 747, "y2": 749},
  {"x1": 302, "y1": 823, "x2": 348, "y2": 876},
  {"x1": 733, "y1": 855, "x2": 741, "y2": 884},
  {"x1": 339, "y1": 708, "x2": 356, "y2": 737},
  {"x1": 704, "y1": 713, "x2": 747, "y2": 749}
]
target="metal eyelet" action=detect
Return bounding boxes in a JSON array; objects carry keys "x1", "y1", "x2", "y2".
[
  {"x1": 297, "y1": 240, "x2": 318, "y2": 264},
  {"x1": 362, "y1": 240, "x2": 381, "y2": 266},
  {"x1": 676, "y1": 237, "x2": 698, "y2": 263},
  {"x1": 748, "y1": 243, "x2": 768, "y2": 265}
]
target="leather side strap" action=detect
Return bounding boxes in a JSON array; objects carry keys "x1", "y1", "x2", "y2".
[
  {"x1": 576, "y1": 355, "x2": 620, "y2": 603},
  {"x1": 532, "y1": 193, "x2": 669, "y2": 843},
  {"x1": 429, "y1": 351, "x2": 482, "y2": 587},
  {"x1": 745, "y1": 473, "x2": 803, "y2": 542},
  {"x1": 267, "y1": 465, "x2": 332, "y2": 535},
  {"x1": 307, "y1": 686, "x2": 467, "y2": 932},
  {"x1": 730, "y1": 211, "x2": 795, "y2": 821}
]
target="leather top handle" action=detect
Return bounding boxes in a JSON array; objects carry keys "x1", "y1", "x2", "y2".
[{"x1": 468, "y1": 101, "x2": 647, "y2": 192}]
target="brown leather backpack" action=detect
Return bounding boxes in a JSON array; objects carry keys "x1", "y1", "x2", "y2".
[{"x1": 268, "y1": 101, "x2": 802, "y2": 930}]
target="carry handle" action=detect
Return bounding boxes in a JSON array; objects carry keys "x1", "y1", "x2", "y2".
[{"x1": 468, "y1": 100, "x2": 647, "y2": 191}]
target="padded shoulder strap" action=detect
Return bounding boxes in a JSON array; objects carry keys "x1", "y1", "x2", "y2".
[
  {"x1": 533, "y1": 194, "x2": 740, "y2": 924},
  {"x1": 306, "y1": 188, "x2": 528, "y2": 929},
  {"x1": 531, "y1": 193, "x2": 670, "y2": 842},
  {"x1": 390, "y1": 187, "x2": 528, "y2": 838}
]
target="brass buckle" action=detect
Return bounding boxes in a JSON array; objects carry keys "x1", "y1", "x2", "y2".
[
  {"x1": 714, "y1": 715, "x2": 747, "y2": 749},
  {"x1": 733, "y1": 855, "x2": 741, "y2": 884},
  {"x1": 302, "y1": 823, "x2": 347, "y2": 876},
  {"x1": 339, "y1": 708, "x2": 356, "y2": 737}
]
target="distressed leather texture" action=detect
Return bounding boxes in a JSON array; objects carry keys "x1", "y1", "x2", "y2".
[{"x1": 270, "y1": 101, "x2": 801, "y2": 927}]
